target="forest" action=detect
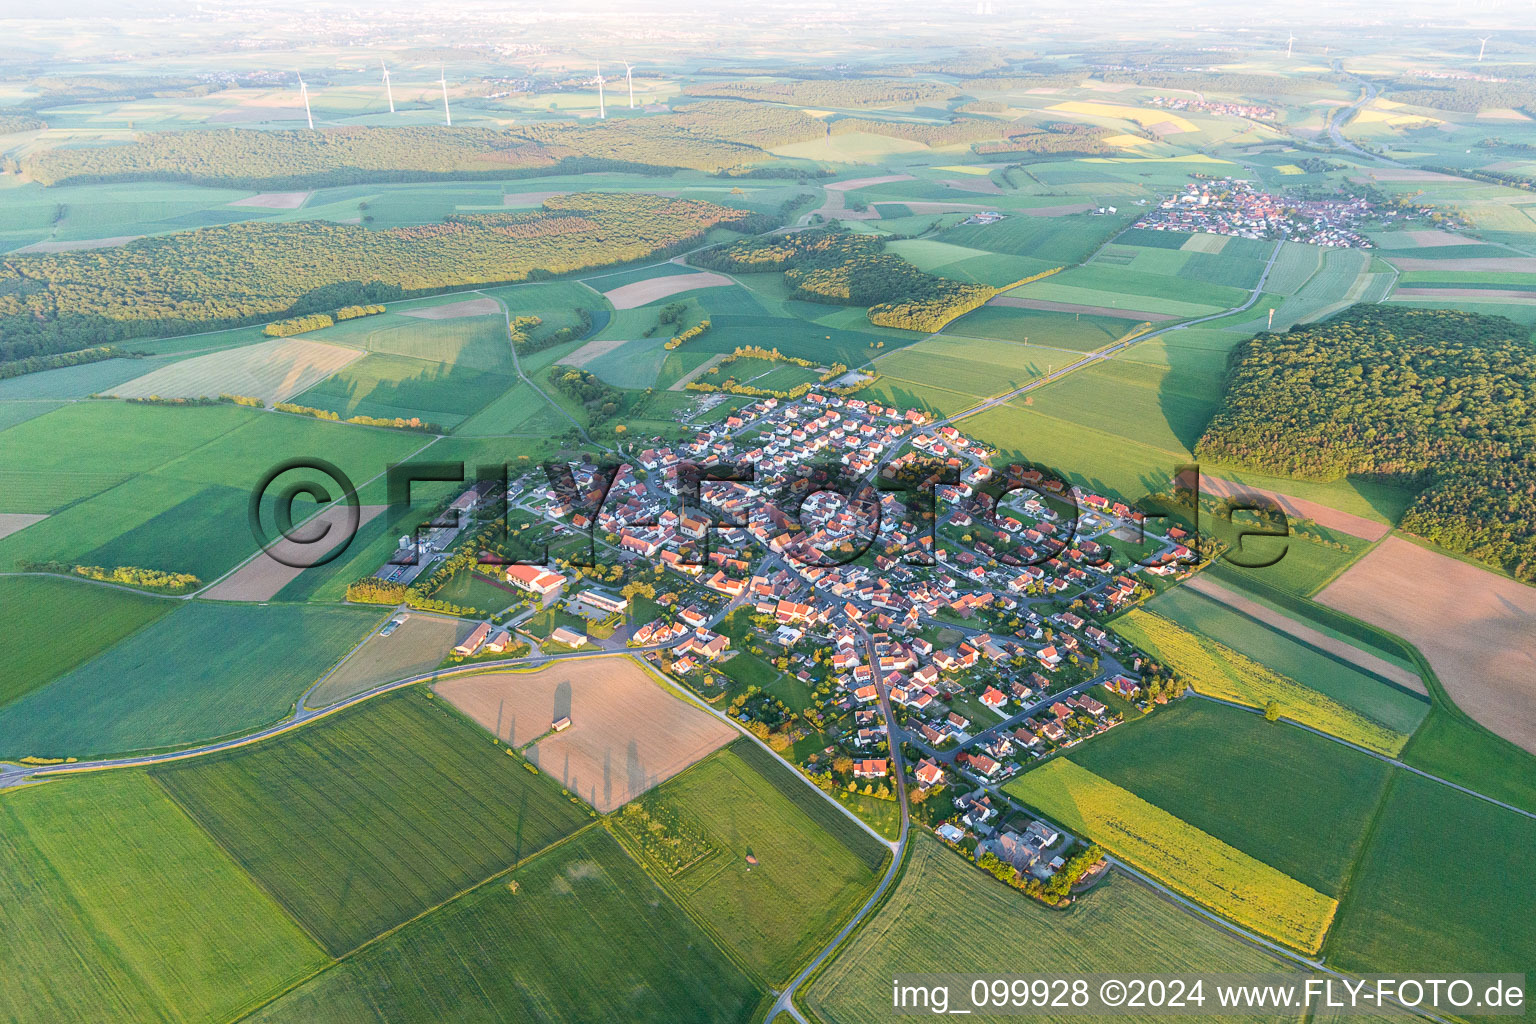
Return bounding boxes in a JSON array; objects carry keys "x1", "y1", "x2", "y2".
[
  {"x1": 1385, "y1": 74, "x2": 1536, "y2": 114},
  {"x1": 0, "y1": 193, "x2": 763, "y2": 361},
  {"x1": 681, "y1": 78, "x2": 958, "y2": 108},
  {"x1": 828, "y1": 116, "x2": 1014, "y2": 147},
  {"x1": 1195, "y1": 306, "x2": 1536, "y2": 582},
  {"x1": 972, "y1": 122, "x2": 1116, "y2": 157},
  {"x1": 691, "y1": 228, "x2": 995, "y2": 331},
  {"x1": 23, "y1": 102, "x2": 827, "y2": 188}
]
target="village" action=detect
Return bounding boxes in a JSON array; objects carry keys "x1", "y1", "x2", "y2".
[
  {"x1": 368, "y1": 385, "x2": 1199, "y2": 900},
  {"x1": 1132, "y1": 176, "x2": 1389, "y2": 247}
]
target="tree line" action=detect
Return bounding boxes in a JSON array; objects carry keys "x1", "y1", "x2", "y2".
[
  {"x1": 682, "y1": 78, "x2": 958, "y2": 108},
  {"x1": 1195, "y1": 305, "x2": 1536, "y2": 582}
]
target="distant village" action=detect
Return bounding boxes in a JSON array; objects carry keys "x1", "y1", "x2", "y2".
[
  {"x1": 1132, "y1": 177, "x2": 1388, "y2": 247},
  {"x1": 1149, "y1": 95, "x2": 1277, "y2": 121}
]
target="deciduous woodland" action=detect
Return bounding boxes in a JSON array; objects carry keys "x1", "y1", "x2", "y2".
[
  {"x1": 690, "y1": 228, "x2": 996, "y2": 331},
  {"x1": 0, "y1": 193, "x2": 767, "y2": 360},
  {"x1": 1196, "y1": 306, "x2": 1536, "y2": 582},
  {"x1": 23, "y1": 102, "x2": 829, "y2": 188}
]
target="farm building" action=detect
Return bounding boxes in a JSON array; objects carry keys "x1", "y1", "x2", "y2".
[
  {"x1": 454, "y1": 622, "x2": 492, "y2": 657},
  {"x1": 549, "y1": 625, "x2": 586, "y2": 649}
]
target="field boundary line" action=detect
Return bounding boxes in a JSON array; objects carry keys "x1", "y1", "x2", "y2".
[
  {"x1": 1189, "y1": 691, "x2": 1536, "y2": 822},
  {"x1": 223, "y1": 819, "x2": 606, "y2": 1024},
  {"x1": 1318, "y1": 768, "x2": 1400, "y2": 965}
]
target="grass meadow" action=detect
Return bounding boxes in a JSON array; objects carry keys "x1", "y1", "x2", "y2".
[
  {"x1": 244, "y1": 828, "x2": 766, "y2": 1024},
  {"x1": 1005, "y1": 759, "x2": 1338, "y2": 953},
  {"x1": 1068, "y1": 700, "x2": 1394, "y2": 894},
  {"x1": 1110, "y1": 609, "x2": 1409, "y2": 755},
  {"x1": 0, "y1": 771, "x2": 325, "y2": 1024},
  {"x1": 153, "y1": 689, "x2": 592, "y2": 956},
  {"x1": 807, "y1": 834, "x2": 1305, "y2": 1024},
  {"x1": 615, "y1": 742, "x2": 881, "y2": 984},
  {"x1": 0, "y1": 575, "x2": 171, "y2": 709},
  {"x1": 0, "y1": 600, "x2": 381, "y2": 758}
]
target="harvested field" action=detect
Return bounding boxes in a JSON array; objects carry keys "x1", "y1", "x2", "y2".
[
  {"x1": 825, "y1": 175, "x2": 915, "y2": 191},
  {"x1": 1383, "y1": 256, "x2": 1536, "y2": 273},
  {"x1": 1405, "y1": 229, "x2": 1487, "y2": 247},
  {"x1": 1180, "y1": 233, "x2": 1229, "y2": 254},
  {"x1": 306, "y1": 613, "x2": 476, "y2": 708},
  {"x1": 14, "y1": 235, "x2": 142, "y2": 253},
  {"x1": 603, "y1": 271, "x2": 734, "y2": 309},
  {"x1": 939, "y1": 177, "x2": 1003, "y2": 194},
  {"x1": 1016, "y1": 202, "x2": 1094, "y2": 217},
  {"x1": 1318, "y1": 536, "x2": 1536, "y2": 754},
  {"x1": 435, "y1": 657, "x2": 737, "y2": 812},
  {"x1": 988, "y1": 295, "x2": 1178, "y2": 320},
  {"x1": 564, "y1": 335, "x2": 633, "y2": 368},
  {"x1": 397, "y1": 296, "x2": 501, "y2": 319},
  {"x1": 1392, "y1": 287, "x2": 1536, "y2": 302},
  {"x1": 0, "y1": 512, "x2": 47, "y2": 540},
  {"x1": 108, "y1": 338, "x2": 363, "y2": 404},
  {"x1": 1200, "y1": 475, "x2": 1390, "y2": 542},
  {"x1": 201, "y1": 504, "x2": 386, "y2": 602},
  {"x1": 228, "y1": 191, "x2": 310, "y2": 209},
  {"x1": 1182, "y1": 576, "x2": 1424, "y2": 693},
  {"x1": 502, "y1": 190, "x2": 567, "y2": 206}
]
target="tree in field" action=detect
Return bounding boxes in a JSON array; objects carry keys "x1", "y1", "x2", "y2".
[{"x1": 1264, "y1": 700, "x2": 1282, "y2": 722}]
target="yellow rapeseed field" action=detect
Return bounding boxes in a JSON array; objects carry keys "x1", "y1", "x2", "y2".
[
  {"x1": 1006, "y1": 760, "x2": 1338, "y2": 953},
  {"x1": 1112, "y1": 610, "x2": 1408, "y2": 756}
]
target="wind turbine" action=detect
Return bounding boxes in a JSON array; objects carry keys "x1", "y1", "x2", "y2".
[
  {"x1": 1477, "y1": 36, "x2": 1491, "y2": 62},
  {"x1": 624, "y1": 61, "x2": 635, "y2": 109},
  {"x1": 596, "y1": 61, "x2": 606, "y2": 119},
  {"x1": 440, "y1": 66, "x2": 452, "y2": 126},
  {"x1": 297, "y1": 71, "x2": 314, "y2": 130},
  {"x1": 381, "y1": 59, "x2": 395, "y2": 113},
  {"x1": 1286, "y1": 32, "x2": 1295, "y2": 58}
]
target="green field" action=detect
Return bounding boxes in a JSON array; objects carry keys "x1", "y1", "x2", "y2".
[
  {"x1": 730, "y1": 740, "x2": 890, "y2": 870},
  {"x1": 154, "y1": 689, "x2": 592, "y2": 955},
  {"x1": 873, "y1": 333, "x2": 1047, "y2": 401},
  {"x1": 0, "y1": 575, "x2": 172, "y2": 708},
  {"x1": 1400, "y1": 710, "x2": 1536, "y2": 816},
  {"x1": 1067, "y1": 700, "x2": 1394, "y2": 894},
  {"x1": 1006, "y1": 758, "x2": 1337, "y2": 952},
  {"x1": 1327, "y1": 772, "x2": 1536, "y2": 993},
  {"x1": 807, "y1": 834, "x2": 1305, "y2": 1024},
  {"x1": 0, "y1": 771, "x2": 326, "y2": 1024},
  {"x1": 0, "y1": 405, "x2": 424, "y2": 579},
  {"x1": 615, "y1": 742, "x2": 881, "y2": 984},
  {"x1": 1145, "y1": 587, "x2": 1429, "y2": 735},
  {"x1": 944, "y1": 304, "x2": 1143, "y2": 351},
  {"x1": 292, "y1": 351, "x2": 514, "y2": 429},
  {"x1": 935, "y1": 213, "x2": 1126, "y2": 265},
  {"x1": 0, "y1": 601, "x2": 381, "y2": 758},
  {"x1": 305, "y1": 309, "x2": 513, "y2": 372},
  {"x1": 244, "y1": 828, "x2": 765, "y2": 1023},
  {"x1": 1026, "y1": 357, "x2": 1221, "y2": 458}
]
